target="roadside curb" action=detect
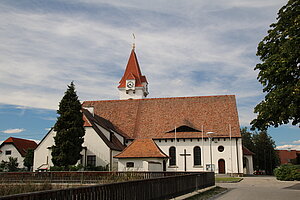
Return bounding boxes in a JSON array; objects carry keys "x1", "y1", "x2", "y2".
[
  {"x1": 216, "y1": 178, "x2": 243, "y2": 183},
  {"x1": 207, "y1": 188, "x2": 230, "y2": 200},
  {"x1": 172, "y1": 186, "x2": 216, "y2": 200}
]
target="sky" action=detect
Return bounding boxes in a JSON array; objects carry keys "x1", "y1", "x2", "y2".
[{"x1": 0, "y1": 0, "x2": 299, "y2": 149}]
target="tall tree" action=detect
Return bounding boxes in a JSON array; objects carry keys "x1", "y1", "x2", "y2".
[
  {"x1": 240, "y1": 127, "x2": 255, "y2": 153},
  {"x1": 23, "y1": 149, "x2": 34, "y2": 171},
  {"x1": 252, "y1": 131, "x2": 279, "y2": 174},
  {"x1": 251, "y1": 0, "x2": 300, "y2": 130},
  {"x1": 51, "y1": 82, "x2": 85, "y2": 169}
]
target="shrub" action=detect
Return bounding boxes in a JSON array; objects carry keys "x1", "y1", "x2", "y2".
[
  {"x1": 84, "y1": 165, "x2": 109, "y2": 171},
  {"x1": 274, "y1": 164, "x2": 300, "y2": 181}
]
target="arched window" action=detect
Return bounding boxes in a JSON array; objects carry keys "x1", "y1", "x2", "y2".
[
  {"x1": 169, "y1": 146, "x2": 176, "y2": 166},
  {"x1": 194, "y1": 146, "x2": 201, "y2": 166}
]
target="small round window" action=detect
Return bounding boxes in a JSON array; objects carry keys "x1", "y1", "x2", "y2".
[{"x1": 218, "y1": 145, "x2": 224, "y2": 152}]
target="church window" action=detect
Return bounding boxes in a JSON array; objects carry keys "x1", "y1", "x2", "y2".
[
  {"x1": 183, "y1": 139, "x2": 185, "y2": 142},
  {"x1": 87, "y1": 155, "x2": 96, "y2": 166},
  {"x1": 224, "y1": 138, "x2": 226, "y2": 141},
  {"x1": 159, "y1": 139, "x2": 161, "y2": 142},
  {"x1": 5, "y1": 150, "x2": 11, "y2": 155},
  {"x1": 193, "y1": 146, "x2": 201, "y2": 165},
  {"x1": 218, "y1": 146, "x2": 224, "y2": 152},
  {"x1": 165, "y1": 139, "x2": 167, "y2": 142},
  {"x1": 177, "y1": 139, "x2": 180, "y2": 142},
  {"x1": 169, "y1": 147, "x2": 176, "y2": 166},
  {"x1": 171, "y1": 139, "x2": 173, "y2": 142},
  {"x1": 190, "y1": 139, "x2": 193, "y2": 142},
  {"x1": 126, "y1": 162, "x2": 134, "y2": 168}
]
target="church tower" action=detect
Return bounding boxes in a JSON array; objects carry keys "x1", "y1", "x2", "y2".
[{"x1": 118, "y1": 46, "x2": 148, "y2": 100}]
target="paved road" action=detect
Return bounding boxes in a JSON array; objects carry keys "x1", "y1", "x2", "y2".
[{"x1": 216, "y1": 176, "x2": 300, "y2": 200}]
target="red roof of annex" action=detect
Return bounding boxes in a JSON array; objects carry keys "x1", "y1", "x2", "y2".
[{"x1": 114, "y1": 139, "x2": 168, "y2": 158}]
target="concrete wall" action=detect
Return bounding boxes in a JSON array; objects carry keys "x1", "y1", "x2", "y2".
[{"x1": 0, "y1": 144, "x2": 24, "y2": 168}]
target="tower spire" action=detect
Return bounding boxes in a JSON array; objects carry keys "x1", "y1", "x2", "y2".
[
  {"x1": 118, "y1": 40, "x2": 149, "y2": 100},
  {"x1": 132, "y1": 33, "x2": 136, "y2": 50}
]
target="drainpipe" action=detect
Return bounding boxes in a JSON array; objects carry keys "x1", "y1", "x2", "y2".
[
  {"x1": 110, "y1": 149, "x2": 112, "y2": 171},
  {"x1": 236, "y1": 138, "x2": 240, "y2": 176}
]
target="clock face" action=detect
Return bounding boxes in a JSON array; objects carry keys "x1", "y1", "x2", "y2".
[{"x1": 127, "y1": 81, "x2": 134, "y2": 88}]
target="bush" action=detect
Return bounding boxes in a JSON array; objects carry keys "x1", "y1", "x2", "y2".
[
  {"x1": 84, "y1": 165, "x2": 109, "y2": 171},
  {"x1": 274, "y1": 164, "x2": 300, "y2": 181}
]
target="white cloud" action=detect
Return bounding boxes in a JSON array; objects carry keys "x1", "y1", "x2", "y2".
[
  {"x1": 292, "y1": 140, "x2": 300, "y2": 144},
  {"x1": 0, "y1": 0, "x2": 288, "y2": 128},
  {"x1": 1, "y1": 128, "x2": 26, "y2": 134},
  {"x1": 276, "y1": 144, "x2": 300, "y2": 151}
]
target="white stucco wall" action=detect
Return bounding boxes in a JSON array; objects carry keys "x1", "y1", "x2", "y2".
[
  {"x1": 33, "y1": 127, "x2": 112, "y2": 171},
  {"x1": 33, "y1": 129, "x2": 55, "y2": 171},
  {"x1": 117, "y1": 158, "x2": 164, "y2": 171},
  {"x1": 156, "y1": 137, "x2": 243, "y2": 174},
  {"x1": 0, "y1": 144, "x2": 24, "y2": 168},
  {"x1": 118, "y1": 87, "x2": 146, "y2": 100},
  {"x1": 243, "y1": 155, "x2": 254, "y2": 175},
  {"x1": 83, "y1": 127, "x2": 111, "y2": 167}
]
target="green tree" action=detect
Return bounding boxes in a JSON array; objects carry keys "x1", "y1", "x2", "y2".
[
  {"x1": 240, "y1": 127, "x2": 255, "y2": 153},
  {"x1": 51, "y1": 82, "x2": 85, "y2": 170},
  {"x1": 251, "y1": 0, "x2": 300, "y2": 131},
  {"x1": 23, "y1": 149, "x2": 34, "y2": 171},
  {"x1": 7, "y1": 157, "x2": 19, "y2": 172},
  {"x1": 252, "y1": 131, "x2": 279, "y2": 174}
]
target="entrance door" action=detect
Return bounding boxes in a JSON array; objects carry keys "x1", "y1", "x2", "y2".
[{"x1": 218, "y1": 159, "x2": 225, "y2": 174}]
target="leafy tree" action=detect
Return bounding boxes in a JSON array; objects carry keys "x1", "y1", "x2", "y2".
[
  {"x1": 251, "y1": 0, "x2": 300, "y2": 130},
  {"x1": 240, "y1": 127, "x2": 255, "y2": 152},
  {"x1": 7, "y1": 157, "x2": 19, "y2": 171},
  {"x1": 51, "y1": 82, "x2": 85, "y2": 170},
  {"x1": 241, "y1": 128, "x2": 279, "y2": 174},
  {"x1": 0, "y1": 157, "x2": 19, "y2": 172},
  {"x1": 252, "y1": 131, "x2": 279, "y2": 174},
  {"x1": 23, "y1": 149, "x2": 34, "y2": 171}
]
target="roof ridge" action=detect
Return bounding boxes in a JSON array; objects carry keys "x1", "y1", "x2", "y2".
[{"x1": 83, "y1": 95, "x2": 236, "y2": 104}]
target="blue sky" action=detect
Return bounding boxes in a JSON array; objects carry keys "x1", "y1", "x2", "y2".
[{"x1": 0, "y1": 0, "x2": 299, "y2": 149}]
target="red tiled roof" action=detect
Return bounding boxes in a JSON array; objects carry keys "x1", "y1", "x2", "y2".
[
  {"x1": 118, "y1": 49, "x2": 147, "y2": 88},
  {"x1": 1, "y1": 137, "x2": 37, "y2": 157},
  {"x1": 83, "y1": 114, "x2": 92, "y2": 127},
  {"x1": 82, "y1": 95, "x2": 241, "y2": 139},
  {"x1": 114, "y1": 139, "x2": 168, "y2": 158},
  {"x1": 82, "y1": 109, "x2": 126, "y2": 151},
  {"x1": 276, "y1": 150, "x2": 298, "y2": 164},
  {"x1": 243, "y1": 146, "x2": 254, "y2": 155}
]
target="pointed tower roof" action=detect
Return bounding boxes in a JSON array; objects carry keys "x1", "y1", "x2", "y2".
[{"x1": 118, "y1": 49, "x2": 147, "y2": 88}]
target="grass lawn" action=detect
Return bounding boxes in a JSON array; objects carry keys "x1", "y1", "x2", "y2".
[
  {"x1": 215, "y1": 177, "x2": 243, "y2": 183},
  {"x1": 186, "y1": 186, "x2": 227, "y2": 200}
]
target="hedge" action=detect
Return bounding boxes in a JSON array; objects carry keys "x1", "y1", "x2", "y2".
[{"x1": 274, "y1": 164, "x2": 300, "y2": 181}]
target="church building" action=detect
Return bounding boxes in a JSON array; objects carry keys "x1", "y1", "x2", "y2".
[{"x1": 34, "y1": 45, "x2": 251, "y2": 176}]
